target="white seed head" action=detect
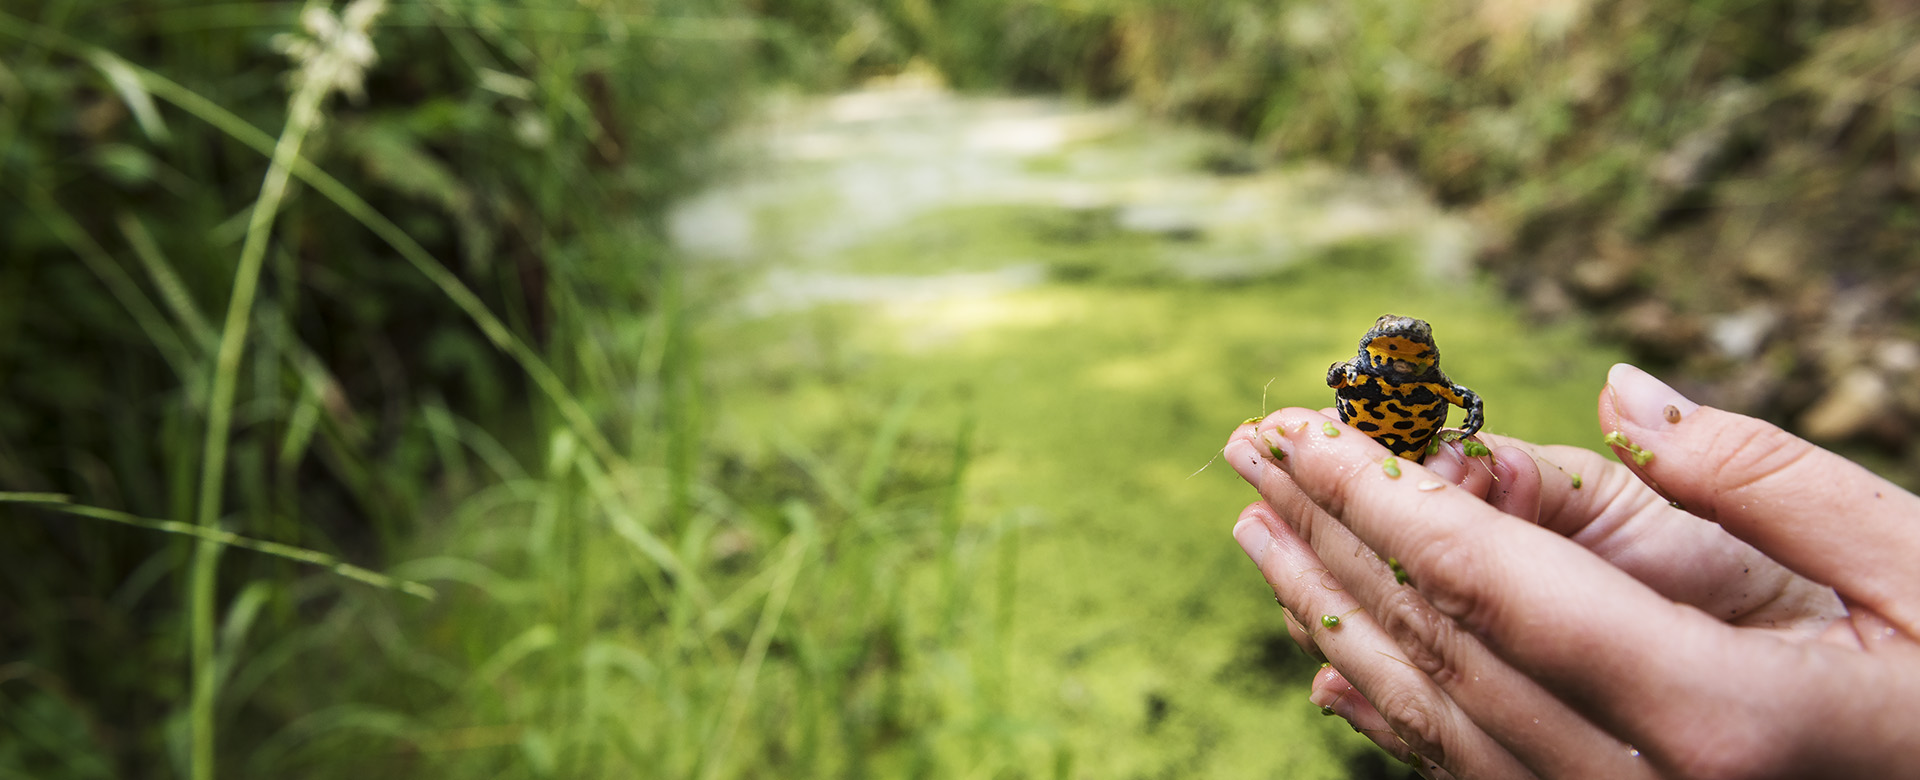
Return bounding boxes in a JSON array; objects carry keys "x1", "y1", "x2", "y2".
[{"x1": 276, "y1": 0, "x2": 387, "y2": 103}]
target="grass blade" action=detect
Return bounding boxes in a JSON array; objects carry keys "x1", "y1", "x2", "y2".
[
  {"x1": 697, "y1": 532, "x2": 807, "y2": 780},
  {"x1": 0, "y1": 493, "x2": 436, "y2": 600},
  {"x1": 117, "y1": 211, "x2": 216, "y2": 349},
  {"x1": 84, "y1": 48, "x2": 170, "y2": 142},
  {"x1": 187, "y1": 54, "x2": 334, "y2": 780}
]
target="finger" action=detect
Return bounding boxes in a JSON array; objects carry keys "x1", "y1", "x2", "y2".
[
  {"x1": 1284, "y1": 606, "x2": 1324, "y2": 661},
  {"x1": 1596, "y1": 364, "x2": 1917, "y2": 629},
  {"x1": 1312, "y1": 664, "x2": 1398, "y2": 747},
  {"x1": 1257, "y1": 409, "x2": 1497, "y2": 495},
  {"x1": 1232, "y1": 501, "x2": 1534, "y2": 779},
  {"x1": 1427, "y1": 438, "x2": 1500, "y2": 498},
  {"x1": 1474, "y1": 438, "x2": 1650, "y2": 540},
  {"x1": 1311, "y1": 406, "x2": 1499, "y2": 496},
  {"x1": 1231, "y1": 437, "x2": 1649, "y2": 779},
  {"x1": 1245, "y1": 407, "x2": 1799, "y2": 775},
  {"x1": 1483, "y1": 446, "x2": 1542, "y2": 523},
  {"x1": 1463, "y1": 436, "x2": 1846, "y2": 637},
  {"x1": 1313, "y1": 667, "x2": 1457, "y2": 780},
  {"x1": 1312, "y1": 665, "x2": 1421, "y2": 771}
]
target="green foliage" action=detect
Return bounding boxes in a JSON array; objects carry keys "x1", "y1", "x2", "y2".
[
  {"x1": 787, "y1": 0, "x2": 1894, "y2": 220},
  {"x1": 757, "y1": 0, "x2": 1121, "y2": 91},
  {"x1": 1, "y1": 0, "x2": 758, "y2": 775}
]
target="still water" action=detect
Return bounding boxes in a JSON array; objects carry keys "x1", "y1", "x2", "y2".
[{"x1": 668, "y1": 76, "x2": 1619, "y2": 777}]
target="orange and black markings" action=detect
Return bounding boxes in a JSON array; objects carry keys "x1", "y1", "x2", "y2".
[{"x1": 1326, "y1": 315, "x2": 1484, "y2": 463}]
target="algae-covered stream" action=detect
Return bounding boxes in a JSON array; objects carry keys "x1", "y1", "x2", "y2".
[{"x1": 670, "y1": 79, "x2": 1625, "y2": 777}]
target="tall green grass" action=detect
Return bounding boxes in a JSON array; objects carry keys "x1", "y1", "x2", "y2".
[
  {"x1": 1, "y1": 0, "x2": 794, "y2": 775},
  {"x1": 1, "y1": 1, "x2": 1054, "y2": 776}
]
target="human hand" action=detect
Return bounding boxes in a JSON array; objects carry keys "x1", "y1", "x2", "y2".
[{"x1": 1223, "y1": 363, "x2": 1920, "y2": 779}]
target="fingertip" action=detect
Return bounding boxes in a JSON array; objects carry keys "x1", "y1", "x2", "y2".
[
  {"x1": 1224, "y1": 437, "x2": 1269, "y2": 487},
  {"x1": 1234, "y1": 504, "x2": 1276, "y2": 561},
  {"x1": 1308, "y1": 670, "x2": 1420, "y2": 769},
  {"x1": 1605, "y1": 363, "x2": 1700, "y2": 432},
  {"x1": 1235, "y1": 410, "x2": 1282, "y2": 439},
  {"x1": 1423, "y1": 442, "x2": 1471, "y2": 485},
  {"x1": 1310, "y1": 663, "x2": 1350, "y2": 703},
  {"x1": 1486, "y1": 445, "x2": 1543, "y2": 523}
]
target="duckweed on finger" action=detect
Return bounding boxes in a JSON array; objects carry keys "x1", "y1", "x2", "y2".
[{"x1": 1602, "y1": 431, "x2": 1655, "y2": 466}]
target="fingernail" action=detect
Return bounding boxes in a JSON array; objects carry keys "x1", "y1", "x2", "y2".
[
  {"x1": 1307, "y1": 687, "x2": 1342, "y2": 712},
  {"x1": 1424, "y1": 441, "x2": 1469, "y2": 484},
  {"x1": 1260, "y1": 429, "x2": 1291, "y2": 463},
  {"x1": 1233, "y1": 515, "x2": 1272, "y2": 561},
  {"x1": 1308, "y1": 664, "x2": 1346, "y2": 711},
  {"x1": 1607, "y1": 363, "x2": 1699, "y2": 430}
]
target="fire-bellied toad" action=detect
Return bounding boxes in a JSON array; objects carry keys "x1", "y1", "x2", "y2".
[{"x1": 1325, "y1": 315, "x2": 1483, "y2": 462}]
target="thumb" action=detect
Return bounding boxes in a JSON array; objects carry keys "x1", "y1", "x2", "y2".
[{"x1": 1597, "y1": 363, "x2": 1920, "y2": 631}]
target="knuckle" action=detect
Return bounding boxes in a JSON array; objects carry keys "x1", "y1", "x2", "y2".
[
  {"x1": 1699, "y1": 415, "x2": 1818, "y2": 500},
  {"x1": 1369, "y1": 685, "x2": 1452, "y2": 767},
  {"x1": 1285, "y1": 499, "x2": 1326, "y2": 549},
  {"x1": 1315, "y1": 455, "x2": 1374, "y2": 522},
  {"x1": 1260, "y1": 473, "x2": 1321, "y2": 536},
  {"x1": 1371, "y1": 586, "x2": 1460, "y2": 682},
  {"x1": 1406, "y1": 526, "x2": 1491, "y2": 630}
]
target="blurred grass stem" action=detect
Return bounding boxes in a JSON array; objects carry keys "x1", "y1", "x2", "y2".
[
  {"x1": 188, "y1": 39, "x2": 332, "y2": 780},
  {"x1": 0, "y1": 492, "x2": 435, "y2": 599},
  {"x1": 697, "y1": 533, "x2": 807, "y2": 780}
]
